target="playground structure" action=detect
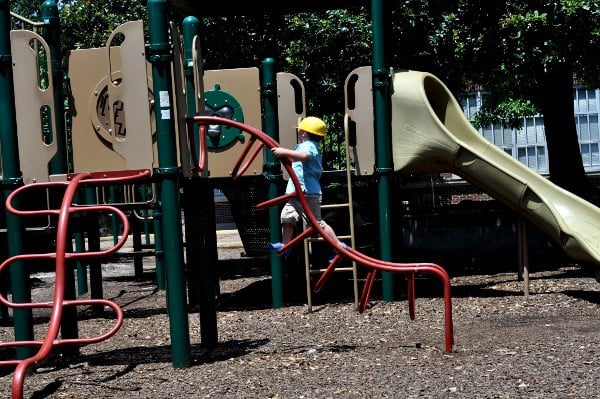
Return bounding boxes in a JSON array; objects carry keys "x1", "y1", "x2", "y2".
[
  {"x1": 1, "y1": 1, "x2": 600, "y2": 398},
  {"x1": 0, "y1": 1, "x2": 452, "y2": 397}
]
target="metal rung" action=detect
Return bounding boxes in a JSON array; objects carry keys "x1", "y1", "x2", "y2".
[
  {"x1": 321, "y1": 203, "x2": 349, "y2": 209},
  {"x1": 308, "y1": 235, "x2": 352, "y2": 242},
  {"x1": 0, "y1": 226, "x2": 53, "y2": 233},
  {"x1": 310, "y1": 267, "x2": 355, "y2": 274}
]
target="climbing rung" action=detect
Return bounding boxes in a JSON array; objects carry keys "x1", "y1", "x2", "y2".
[
  {"x1": 308, "y1": 235, "x2": 352, "y2": 242},
  {"x1": 321, "y1": 203, "x2": 349, "y2": 209},
  {"x1": 310, "y1": 267, "x2": 354, "y2": 274},
  {"x1": 304, "y1": 128, "x2": 359, "y2": 312}
]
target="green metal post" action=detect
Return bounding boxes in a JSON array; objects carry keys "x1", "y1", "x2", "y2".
[
  {"x1": 148, "y1": 0, "x2": 190, "y2": 368},
  {"x1": 261, "y1": 58, "x2": 284, "y2": 308},
  {"x1": 371, "y1": 0, "x2": 395, "y2": 300},
  {"x1": 140, "y1": 185, "x2": 151, "y2": 245},
  {"x1": 109, "y1": 186, "x2": 119, "y2": 245},
  {"x1": 152, "y1": 206, "x2": 165, "y2": 289},
  {"x1": 85, "y1": 187, "x2": 103, "y2": 315},
  {"x1": 182, "y1": 15, "x2": 218, "y2": 346},
  {"x1": 0, "y1": 0, "x2": 34, "y2": 359},
  {"x1": 73, "y1": 190, "x2": 88, "y2": 296},
  {"x1": 41, "y1": 0, "x2": 80, "y2": 355},
  {"x1": 77, "y1": 188, "x2": 97, "y2": 294},
  {"x1": 182, "y1": 15, "x2": 203, "y2": 307},
  {"x1": 182, "y1": 16, "x2": 201, "y2": 158},
  {"x1": 40, "y1": 0, "x2": 67, "y2": 175},
  {"x1": 132, "y1": 211, "x2": 143, "y2": 279}
]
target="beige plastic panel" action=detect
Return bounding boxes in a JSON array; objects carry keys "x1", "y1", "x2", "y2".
[
  {"x1": 11, "y1": 30, "x2": 57, "y2": 184},
  {"x1": 391, "y1": 70, "x2": 600, "y2": 273},
  {"x1": 69, "y1": 20, "x2": 153, "y2": 174},
  {"x1": 176, "y1": 32, "x2": 208, "y2": 178},
  {"x1": 203, "y1": 68, "x2": 263, "y2": 178},
  {"x1": 170, "y1": 21, "x2": 194, "y2": 177},
  {"x1": 276, "y1": 72, "x2": 305, "y2": 180},
  {"x1": 344, "y1": 66, "x2": 375, "y2": 175}
]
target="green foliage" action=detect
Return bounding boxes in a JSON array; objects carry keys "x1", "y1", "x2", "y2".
[
  {"x1": 9, "y1": 0, "x2": 39, "y2": 19},
  {"x1": 472, "y1": 98, "x2": 538, "y2": 130},
  {"x1": 437, "y1": 1, "x2": 600, "y2": 101},
  {"x1": 199, "y1": 14, "x2": 283, "y2": 70},
  {"x1": 58, "y1": 0, "x2": 148, "y2": 50},
  {"x1": 280, "y1": 10, "x2": 371, "y2": 170}
]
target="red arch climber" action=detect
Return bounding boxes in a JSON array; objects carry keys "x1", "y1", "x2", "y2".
[{"x1": 188, "y1": 116, "x2": 454, "y2": 353}]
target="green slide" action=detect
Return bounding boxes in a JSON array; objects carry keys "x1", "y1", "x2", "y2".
[{"x1": 391, "y1": 70, "x2": 600, "y2": 280}]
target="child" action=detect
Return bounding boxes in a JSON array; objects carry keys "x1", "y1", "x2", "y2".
[{"x1": 268, "y1": 116, "x2": 347, "y2": 256}]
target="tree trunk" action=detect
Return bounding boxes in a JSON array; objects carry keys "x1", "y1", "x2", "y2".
[{"x1": 541, "y1": 62, "x2": 598, "y2": 203}]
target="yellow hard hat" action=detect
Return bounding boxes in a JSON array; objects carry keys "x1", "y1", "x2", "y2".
[{"x1": 297, "y1": 116, "x2": 326, "y2": 137}]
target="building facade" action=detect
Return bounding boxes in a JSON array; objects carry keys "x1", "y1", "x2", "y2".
[{"x1": 460, "y1": 86, "x2": 600, "y2": 175}]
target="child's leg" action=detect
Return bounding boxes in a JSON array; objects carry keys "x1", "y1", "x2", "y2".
[
  {"x1": 268, "y1": 200, "x2": 302, "y2": 254},
  {"x1": 306, "y1": 195, "x2": 345, "y2": 246},
  {"x1": 320, "y1": 220, "x2": 347, "y2": 249},
  {"x1": 281, "y1": 222, "x2": 295, "y2": 244},
  {"x1": 321, "y1": 223, "x2": 339, "y2": 243}
]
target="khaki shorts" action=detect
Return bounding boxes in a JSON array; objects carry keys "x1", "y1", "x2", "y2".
[{"x1": 280, "y1": 195, "x2": 327, "y2": 228}]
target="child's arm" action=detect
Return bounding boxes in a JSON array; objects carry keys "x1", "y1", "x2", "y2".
[{"x1": 272, "y1": 147, "x2": 309, "y2": 162}]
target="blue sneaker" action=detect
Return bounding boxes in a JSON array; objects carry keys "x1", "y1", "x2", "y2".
[
  {"x1": 328, "y1": 243, "x2": 348, "y2": 262},
  {"x1": 267, "y1": 242, "x2": 291, "y2": 256},
  {"x1": 267, "y1": 242, "x2": 283, "y2": 251}
]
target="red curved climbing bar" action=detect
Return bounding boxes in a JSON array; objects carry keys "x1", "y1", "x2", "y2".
[
  {"x1": 0, "y1": 169, "x2": 150, "y2": 399},
  {"x1": 188, "y1": 116, "x2": 454, "y2": 353}
]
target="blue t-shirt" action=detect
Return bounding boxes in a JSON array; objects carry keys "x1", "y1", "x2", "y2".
[{"x1": 285, "y1": 140, "x2": 322, "y2": 195}]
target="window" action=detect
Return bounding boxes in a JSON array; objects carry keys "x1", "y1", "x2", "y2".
[
  {"x1": 574, "y1": 87, "x2": 600, "y2": 171},
  {"x1": 461, "y1": 86, "x2": 600, "y2": 175},
  {"x1": 461, "y1": 92, "x2": 549, "y2": 174}
]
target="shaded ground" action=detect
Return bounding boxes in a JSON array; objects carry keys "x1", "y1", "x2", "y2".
[{"x1": 0, "y1": 232, "x2": 599, "y2": 398}]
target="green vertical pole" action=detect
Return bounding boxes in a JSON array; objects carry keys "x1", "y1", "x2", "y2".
[
  {"x1": 140, "y1": 186, "x2": 151, "y2": 245},
  {"x1": 182, "y1": 16, "x2": 218, "y2": 346},
  {"x1": 371, "y1": 0, "x2": 395, "y2": 300},
  {"x1": 261, "y1": 58, "x2": 284, "y2": 308},
  {"x1": 152, "y1": 206, "x2": 165, "y2": 289},
  {"x1": 132, "y1": 211, "x2": 143, "y2": 279},
  {"x1": 73, "y1": 191, "x2": 88, "y2": 296},
  {"x1": 148, "y1": 0, "x2": 190, "y2": 368},
  {"x1": 74, "y1": 230, "x2": 88, "y2": 294},
  {"x1": 109, "y1": 186, "x2": 119, "y2": 245},
  {"x1": 182, "y1": 15, "x2": 203, "y2": 307},
  {"x1": 84, "y1": 186, "x2": 103, "y2": 316},
  {"x1": 40, "y1": 0, "x2": 67, "y2": 175},
  {"x1": 182, "y1": 16, "x2": 201, "y2": 158},
  {"x1": 0, "y1": 0, "x2": 34, "y2": 359},
  {"x1": 41, "y1": 0, "x2": 79, "y2": 354}
]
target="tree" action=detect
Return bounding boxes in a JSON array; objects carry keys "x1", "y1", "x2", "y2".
[
  {"x1": 279, "y1": 9, "x2": 372, "y2": 168},
  {"x1": 417, "y1": 1, "x2": 600, "y2": 201},
  {"x1": 58, "y1": 0, "x2": 148, "y2": 50},
  {"x1": 10, "y1": 1, "x2": 148, "y2": 50}
]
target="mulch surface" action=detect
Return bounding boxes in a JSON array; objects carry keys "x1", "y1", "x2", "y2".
[{"x1": 1, "y1": 255, "x2": 599, "y2": 398}]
